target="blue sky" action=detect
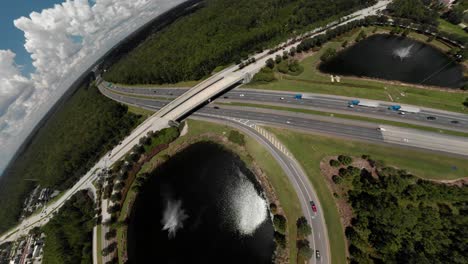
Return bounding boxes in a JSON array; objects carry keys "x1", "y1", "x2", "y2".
[{"x1": 0, "y1": 0, "x2": 64, "y2": 75}]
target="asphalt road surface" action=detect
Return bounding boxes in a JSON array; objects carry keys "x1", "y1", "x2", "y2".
[
  {"x1": 100, "y1": 86, "x2": 468, "y2": 157},
  {"x1": 106, "y1": 86, "x2": 468, "y2": 132}
]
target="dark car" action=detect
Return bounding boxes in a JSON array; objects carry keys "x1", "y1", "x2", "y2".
[
  {"x1": 316, "y1": 250, "x2": 321, "y2": 259},
  {"x1": 214, "y1": 106, "x2": 220, "y2": 109},
  {"x1": 310, "y1": 201, "x2": 317, "y2": 213},
  {"x1": 427, "y1": 116, "x2": 436, "y2": 120},
  {"x1": 223, "y1": 96, "x2": 229, "y2": 99},
  {"x1": 450, "y1": 120, "x2": 459, "y2": 124}
]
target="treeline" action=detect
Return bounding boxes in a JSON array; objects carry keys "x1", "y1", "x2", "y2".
[
  {"x1": 103, "y1": 0, "x2": 376, "y2": 85},
  {"x1": 0, "y1": 84, "x2": 139, "y2": 234},
  {"x1": 387, "y1": 0, "x2": 438, "y2": 25},
  {"x1": 332, "y1": 156, "x2": 468, "y2": 263},
  {"x1": 41, "y1": 191, "x2": 95, "y2": 264}
]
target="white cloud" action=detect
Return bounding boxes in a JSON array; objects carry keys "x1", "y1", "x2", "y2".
[{"x1": 0, "y1": 0, "x2": 186, "y2": 173}]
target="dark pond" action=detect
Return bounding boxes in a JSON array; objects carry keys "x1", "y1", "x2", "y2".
[
  {"x1": 319, "y1": 34, "x2": 465, "y2": 88},
  {"x1": 127, "y1": 142, "x2": 274, "y2": 264}
]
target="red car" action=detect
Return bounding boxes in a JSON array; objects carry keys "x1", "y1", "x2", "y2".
[{"x1": 310, "y1": 201, "x2": 317, "y2": 213}]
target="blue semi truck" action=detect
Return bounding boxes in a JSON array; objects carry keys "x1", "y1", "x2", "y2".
[
  {"x1": 388, "y1": 105, "x2": 401, "y2": 111},
  {"x1": 295, "y1": 94, "x2": 303, "y2": 99}
]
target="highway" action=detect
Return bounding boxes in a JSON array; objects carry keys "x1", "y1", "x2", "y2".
[
  {"x1": 105, "y1": 86, "x2": 468, "y2": 132},
  {"x1": 0, "y1": 2, "x2": 400, "y2": 264},
  {"x1": 100, "y1": 86, "x2": 468, "y2": 157}
]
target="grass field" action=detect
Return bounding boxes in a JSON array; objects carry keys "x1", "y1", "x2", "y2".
[
  {"x1": 266, "y1": 126, "x2": 468, "y2": 264},
  {"x1": 97, "y1": 225, "x2": 103, "y2": 264},
  {"x1": 247, "y1": 26, "x2": 468, "y2": 113},
  {"x1": 117, "y1": 119, "x2": 302, "y2": 263},
  {"x1": 438, "y1": 18, "x2": 468, "y2": 37}
]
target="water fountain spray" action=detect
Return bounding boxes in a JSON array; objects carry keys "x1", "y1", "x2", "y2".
[
  {"x1": 161, "y1": 199, "x2": 188, "y2": 239},
  {"x1": 393, "y1": 45, "x2": 414, "y2": 61}
]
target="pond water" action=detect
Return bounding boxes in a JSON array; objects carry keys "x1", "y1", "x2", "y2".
[
  {"x1": 319, "y1": 34, "x2": 465, "y2": 88},
  {"x1": 127, "y1": 142, "x2": 274, "y2": 264}
]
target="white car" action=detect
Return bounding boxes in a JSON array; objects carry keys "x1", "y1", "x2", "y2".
[
  {"x1": 239, "y1": 94, "x2": 245, "y2": 97},
  {"x1": 399, "y1": 111, "x2": 406, "y2": 115},
  {"x1": 280, "y1": 97, "x2": 285, "y2": 100},
  {"x1": 286, "y1": 121, "x2": 291, "y2": 124},
  {"x1": 377, "y1": 127, "x2": 386, "y2": 131}
]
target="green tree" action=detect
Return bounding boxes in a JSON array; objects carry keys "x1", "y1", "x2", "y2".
[
  {"x1": 273, "y1": 214, "x2": 287, "y2": 233},
  {"x1": 320, "y1": 47, "x2": 336, "y2": 62},
  {"x1": 274, "y1": 231, "x2": 286, "y2": 249},
  {"x1": 275, "y1": 54, "x2": 283, "y2": 64},
  {"x1": 297, "y1": 240, "x2": 313, "y2": 260},
  {"x1": 332, "y1": 175, "x2": 343, "y2": 184},
  {"x1": 338, "y1": 155, "x2": 352, "y2": 165},
  {"x1": 329, "y1": 159, "x2": 340, "y2": 167},
  {"x1": 296, "y1": 216, "x2": 312, "y2": 238},
  {"x1": 266, "y1": 58, "x2": 275, "y2": 69}
]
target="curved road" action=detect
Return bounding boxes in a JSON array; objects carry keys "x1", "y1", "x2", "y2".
[{"x1": 196, "y1": 115, "x2": 329, "y2": 264}]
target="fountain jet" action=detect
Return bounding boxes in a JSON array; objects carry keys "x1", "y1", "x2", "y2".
[
  {"x1": 161, "y1": 199, "x2": 188, "y2": 239},
  {"x1": 393, "y1": 45, "x2": 414, "y2": 61}
]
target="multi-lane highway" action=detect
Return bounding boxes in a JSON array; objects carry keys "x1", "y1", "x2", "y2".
[
  {"x1": 105, "y1": 85, "x2": 468, "y2": 132},
  {"x1": 99, "y1": 85, "x2": 468, "y2": 157}
]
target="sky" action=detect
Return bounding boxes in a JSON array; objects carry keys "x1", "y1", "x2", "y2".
[
  {"x1": 0, "y1": 0, "x2": 66, "y2": 76},
  {"x1": 0, "y1": 0, "x2": 186, "y2": 174}
]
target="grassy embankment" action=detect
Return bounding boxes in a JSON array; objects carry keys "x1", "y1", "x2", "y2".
[
  {"x1": 438, "y1": 18, "x2": 467, "y2": 37},
  {"x1": 219, "y1": 102, "x2": 468, "y2": 138},
  {"x1": 97, "y1": 225, "x2": 103, "y2": 264},
  {"x1": 117, "y1": 117, "x2": 302, "y2": 263},
  {"x1": 247, "y1": 26, "x2": 468, "y2": 113},
  {"x1": 265, "y1": 126, "x2": 468, "y2": 264}
]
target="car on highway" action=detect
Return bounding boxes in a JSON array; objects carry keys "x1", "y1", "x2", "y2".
[
  {"x1": 316, "y1": 250, "x2": 321, "y2": 259},
  {"x1": 348, "y1": 104, "x2": 354, "y2": 108},
  {"x1": 286, "y1": 121, "x2": 291, "y2": 124},
  {"x1": 377, "y1": 127, "x2": 386, "y2": 131},
  {"x1": 310, "y1": 201, "x2": 317, "y2": 213},
  {"x1": 223, "y1": 96, "x2": 229, "y2": 99},
  {"x1": 451, "y1": 120, "x2": 459, "y2": 124},
  {"x1": 239, "y1": 94, "x2": 245, "y2": 97},
  {"x1": 399, "y1": 111, "x2": 406, "y2": 115},
  {"x1": 427, "y1": 116, "x2": 436, "y2": 120},
  {"x1": 214, "y1": 106, "x2": 220, "y2": 109},
  {"x1": 280, "y1": 97, "x2": 285, "y2": 100}
]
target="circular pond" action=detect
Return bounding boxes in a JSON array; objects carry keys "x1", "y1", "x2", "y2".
[
  {"x1": 319, "y1": 34, "x2": 465, "y2": 88},
  {"x1": 127, "y1": 142, "x2": 274, "y2": 263}
]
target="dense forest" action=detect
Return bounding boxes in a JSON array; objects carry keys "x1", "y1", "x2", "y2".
[
  {"x1": 104, "y1": 0, "x2": 376, "y2": 84},
  {"x1": 338, "y1": 164, "x2": 468, "y2": 263},
  {"x1": 387, "y1": 0, "x2": 439, "y2": 25},
  {"x1": 0, "y1": 84, "x2": 139, "y2": 234},
  {"x1": 42, "y1": 191, "x2": 94, "y2": 264}
]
